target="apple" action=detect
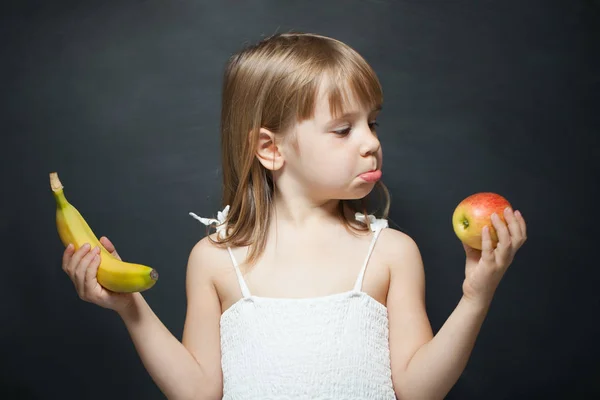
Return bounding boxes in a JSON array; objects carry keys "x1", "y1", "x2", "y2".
[{"x1": 452, "y1": 192, "x2": 512, "y2": 250}]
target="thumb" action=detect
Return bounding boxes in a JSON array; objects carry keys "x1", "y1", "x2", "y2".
[{"x1": 99, "y1": 236, "x2": 121, "y2": 261}]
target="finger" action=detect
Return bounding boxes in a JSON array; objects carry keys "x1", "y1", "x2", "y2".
[
  {"x1": 492, "y1": 212, "x2": 511, "y2": 252},
  {"x1": 100, "y1": 236, "x2": 121, "y2": 261},
  {"x1": 75, "y1": 246, "x2": 100, "y2": 295},
  {"x1": 62, "y1": 243, "x2": 75, "y2": 272},
  {"x1": 503, "y1": 207, "x2": 522, "y2": 244},
  {"x1": 99, "y1": 236, "x2": 114, "y2": 252},
  {"x1": 515, "y1": 210, "x2": 527, "y2": 240},
  {"x1": 67, "y1": 243, "x2": 91, "y2": 276},
  {"x1": 481, "y1": 225, "x2": 495, "y2": 262},
  {"x1": 84, "y1": 249, "x2": 102, "y2": 294}
]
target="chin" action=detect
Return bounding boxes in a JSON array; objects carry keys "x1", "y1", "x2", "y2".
[{"x1": 339, "y1": 183, "x2": 376, "y2": 200}]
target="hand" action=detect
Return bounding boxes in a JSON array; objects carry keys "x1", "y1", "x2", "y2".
[
  {"x1": 62, "y1": 236, "x2": 135, "y2": 313},
  {"x1": 462, "y1": 207, "x2": 527, "y2": 306}
]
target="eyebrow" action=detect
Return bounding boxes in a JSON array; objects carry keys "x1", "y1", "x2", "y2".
[{"x1": 329, "y1": 105, "x2": 383, "y2": 122}]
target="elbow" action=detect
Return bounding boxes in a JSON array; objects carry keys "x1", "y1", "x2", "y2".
[
  {"x1": 195, "y1": 369, "x2": 223, "y2": 400},
  {"x1": 176, "y1": 367, "x2": 222, "y2": 400}
]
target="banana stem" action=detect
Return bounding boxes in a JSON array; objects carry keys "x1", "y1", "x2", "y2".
[{"x1": 49, "y1": 172, "x2": 69, "y2": 208}]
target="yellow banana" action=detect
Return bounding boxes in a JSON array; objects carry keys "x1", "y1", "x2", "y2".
[{"x1": 50, "y1": 172, "x2": 158, "y2": 293}]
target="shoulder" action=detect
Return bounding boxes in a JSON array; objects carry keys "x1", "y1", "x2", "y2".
[
  {"x1": 375, "y1": 227, "x2": 426, "y2": 292},
  {"x1": 377, "y1": 227, "x2": 424, "y2": 272},
  {"x1": 186, "y1": 233, "x2": 233, "y2": 281}
]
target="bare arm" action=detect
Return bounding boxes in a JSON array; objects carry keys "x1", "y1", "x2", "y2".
[
  {"x1": 118, "y1": 237, "x2": 223, "y2": 400},
  {"x1": 384, "y1": 230, "x2": 490, "y2": 400},
  {"x1": 405, "y1": 297, "x2": 490, "y2": 399}
]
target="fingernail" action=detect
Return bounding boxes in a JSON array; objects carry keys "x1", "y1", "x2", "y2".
[
  {"x1": 491, "y1": 213, "x2": 497, "y2": 221},
  {"x1": 83, "y1": 243, "x2": 90, "y2": 250},
  {"x1": 93, "y1": 246, "x2": 100, "y2": 253},
  {"x1": 515, "y1": 210, "x2": 521, "y2": 217},
  {"x1": 504, "y1": 207, "x2": 511, "y2": 215}
]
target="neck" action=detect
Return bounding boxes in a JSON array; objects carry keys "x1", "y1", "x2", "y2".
[{"x1": 271, "y1": 188, "x2": 342, "y2": 229}]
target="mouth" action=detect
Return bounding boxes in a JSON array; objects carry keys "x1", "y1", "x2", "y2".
[{"x1": 358, "y1": 169, "x2": 382, "y2": 183}]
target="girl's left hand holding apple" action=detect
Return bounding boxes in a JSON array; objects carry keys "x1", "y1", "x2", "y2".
[{"x1": 462, "y1": 207, "x2": 527, "y2": 306}]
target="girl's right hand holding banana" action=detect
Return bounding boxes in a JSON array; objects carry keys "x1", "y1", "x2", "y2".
[{"x1": 62, "y1": 236, "x2": 135, "y2": 313}]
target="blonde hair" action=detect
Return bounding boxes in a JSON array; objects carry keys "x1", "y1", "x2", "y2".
[{"x1": 209, "y1": 32, "x2": 390, "y2": 265}]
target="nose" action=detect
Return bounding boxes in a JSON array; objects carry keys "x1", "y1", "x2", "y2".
[{"x1": 359, "y1": 124, "x2": 381, "y2": 157}]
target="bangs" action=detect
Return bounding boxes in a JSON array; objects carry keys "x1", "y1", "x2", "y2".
[
  {"x1": 325, "y1": 64, "x2": 383, "y2": 119},
  {"x1": 293, "y1": 51, "x2": 383, "y2": 123}
]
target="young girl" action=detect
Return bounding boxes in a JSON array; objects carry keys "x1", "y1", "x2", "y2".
[{"x1": 62, "y1": 32, "x2": 527, "y2": 399}]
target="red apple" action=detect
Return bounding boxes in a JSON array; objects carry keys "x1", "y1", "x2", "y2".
[{"x1": 452, "y1": 192, "x2": 512, "y2": 250}]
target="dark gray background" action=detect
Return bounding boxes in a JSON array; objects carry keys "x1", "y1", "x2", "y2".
[{"x1": 2, "y1": 0, "x2": 599, "y2": 399}]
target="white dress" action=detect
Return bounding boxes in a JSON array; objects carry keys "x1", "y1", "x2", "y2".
[{"x1": 190, "y1": 207, "x2": 396, "y2": 400}]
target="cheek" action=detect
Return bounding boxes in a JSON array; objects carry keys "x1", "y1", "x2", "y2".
[
  {"x1": 305, "y1": 143, "x2": 349, "y2": 168},
  {"x1": 295, "y1": 137, "x2": 332, "y2": 165},
  {"x1": 309, "y1": 151, "x2": 355, "y2": 184},
  {"x1": 293, "y1": 135, "x2": 355, "y2": 181}
]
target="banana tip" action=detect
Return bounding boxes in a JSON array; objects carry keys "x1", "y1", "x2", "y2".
[
  {"x1": 150, "y1": 269, "x2": 159, "y2": 281},
  {"x1": 49, "y1": 172, "x2": 63, "y2": 191}
]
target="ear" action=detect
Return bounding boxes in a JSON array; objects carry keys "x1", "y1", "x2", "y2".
[{"x1": 255, "y1": 128, "x2": 284, "y2": 171}]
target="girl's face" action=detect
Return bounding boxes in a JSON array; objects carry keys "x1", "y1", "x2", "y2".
[{"x1": 279, "y1": 78, "x2": 383, "y2": 202}]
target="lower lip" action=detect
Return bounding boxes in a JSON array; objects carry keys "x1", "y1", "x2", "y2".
[{"x1": 359, "y1": 170, "x2": 382, "y2": 182}]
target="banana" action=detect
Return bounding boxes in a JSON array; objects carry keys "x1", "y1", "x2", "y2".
[{"x1": 50, "y1": 172, "x2": 158, "y2": 293}]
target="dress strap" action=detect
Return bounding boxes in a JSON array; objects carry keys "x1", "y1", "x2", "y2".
[
  {"x1": 225, "y1": 247, "x2": 252, "y2": 298},
  {"x1": 353, "y1": 212, "x2": 388, "y2": 292},
  {"x1": 189, "y1": 206, "x2": 252, "y2": 299}
]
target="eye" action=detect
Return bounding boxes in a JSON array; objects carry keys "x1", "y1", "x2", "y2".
[
  {"x1": 333, "y1": 126, "x2": 351, "y2": 136},
  {"x1": 332, "y1": 121, "x2": 379, "y2": 137}
]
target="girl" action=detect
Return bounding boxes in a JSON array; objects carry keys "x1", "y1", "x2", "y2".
[{"x1": 62, "y1": 32, "x2": 527, "y2": 399}]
